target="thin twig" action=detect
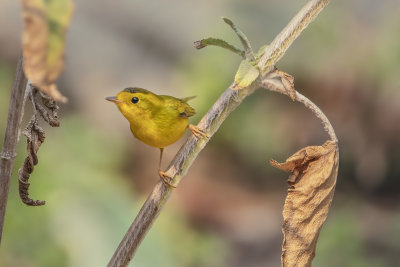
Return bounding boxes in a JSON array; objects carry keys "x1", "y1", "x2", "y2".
[
  {"x1": 0, "y1": 55, "x2": 28, "y2": 244},
  {"x1": 108, "y1": 0, "x2": 332, "y2": 265},
  {"x1": 297, "y1": 92, "x2": 337, "y2": 142},
  {"x1": 261, "y1": 78, "x2": 337, "y2": 142}
]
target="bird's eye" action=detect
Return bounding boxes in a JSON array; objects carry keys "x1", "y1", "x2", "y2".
[{"x1": 131, "y1": 97, "x2": 139, "y2": 104}]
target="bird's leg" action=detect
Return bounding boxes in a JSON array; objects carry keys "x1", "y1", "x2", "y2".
[
  {"x1": 158, "y1": 147, "x2": 163, "y2": 170},
  {"x1": 158, "y1": 148, "x2": 176, "y2": 188},
  {"x1": 189, "y1": 124, "x2": 209, "y2": 139}
]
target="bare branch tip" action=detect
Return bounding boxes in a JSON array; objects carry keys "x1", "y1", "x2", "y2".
[
  {"x1": 222, "y1": 17, "x2": 232, "y2": 25},
  {"x1": 193, "y1": 40, "x2": 206, "y2": 49}
]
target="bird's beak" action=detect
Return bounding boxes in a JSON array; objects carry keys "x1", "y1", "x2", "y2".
[{"x1": 105, "y1": 96, "x2": 122, "y2": 104}]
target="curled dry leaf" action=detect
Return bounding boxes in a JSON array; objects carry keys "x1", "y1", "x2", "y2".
[
  {"x1": 270, "y1": 141, "x2": 339, "y2": 267},
  {"x1": 21, "y1": 0, "x2": 74, "y2": 103},
  {"x1": 274, "y1": 69, "x2": 296, "y2": 101},
  {"x1": 33, "y1": 88, "x2": 60, "y2": 127},
  {"x1": 263, "y1": 68, "x2": 296, "y2": 101},
  {"x1": 18, "y1": 116, "x2": 46, "y2": 206},
  {"x1": 18, "y1": 88, "x2": 60, "y2": 206}
]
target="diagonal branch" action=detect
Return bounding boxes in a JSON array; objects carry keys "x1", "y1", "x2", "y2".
[
  {"x1": 0, "y1": 55, "x2": 28, "y2": 244},
  {"x1": 258, "y1": 0, "x2": 331, "y2": 73},
  {"x1": 108, "y1": 0, "x2": 332, "y2": 266}
]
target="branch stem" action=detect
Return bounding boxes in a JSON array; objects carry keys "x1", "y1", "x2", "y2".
[
  {"x1": 0, "y1": 55, "x2": 28, "y2": 244},
  {"x1": 295, "y1": 92, "x2": 337, "y2": 142},
  {"x1": 258, "y1": 0, "x2": 331, "y2": 73},
  {"x1": 261, "y1": 79, "x2": 337, "y2": 142}
]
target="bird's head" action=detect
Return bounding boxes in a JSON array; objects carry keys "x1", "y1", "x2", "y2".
[{"x1": 106, "y1": 87, "x2": 162, "y2": 122}]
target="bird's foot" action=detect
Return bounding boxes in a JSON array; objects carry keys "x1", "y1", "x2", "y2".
[
  {"x1": 189, "y1": 124, "x2": 209, "y2": 139},
  {"x1": 158, "y1": 170, "x2": 176, "y2": 188}
]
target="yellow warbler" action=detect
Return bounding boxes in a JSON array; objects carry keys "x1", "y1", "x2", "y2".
[{"x1": 106, "y1": 87, "x2": 206, "y2": 186}]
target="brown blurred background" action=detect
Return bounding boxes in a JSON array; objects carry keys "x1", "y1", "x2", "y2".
[{"x1": 1, "y1": 0, "x2": 399, "y2": 266}]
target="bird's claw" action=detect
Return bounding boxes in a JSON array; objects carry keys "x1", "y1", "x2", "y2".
[
  {"x1": 189, "y1": 124, "x2": 209, "y2": 139},
  {"x1": 158, "y1": 170, "x2": 176, "y2": 188}
]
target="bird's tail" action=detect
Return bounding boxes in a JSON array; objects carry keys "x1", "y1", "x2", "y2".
[{"x1": 181, "y1": 96, "x2": 196, "y2": 102}]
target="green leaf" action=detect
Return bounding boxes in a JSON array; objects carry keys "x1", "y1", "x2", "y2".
[
  {"x1": 22, "y1": 0, "x2": 74, "y2": 103},
  {"x1": 194, "y1": 38, "x2": 245, "y2": 58},
  {"x1": 222, "y1": 17, "x2": 255, "y2": 62},
  {"x1": 233, "y1": 60, "x2": 260, "y2": 90}
]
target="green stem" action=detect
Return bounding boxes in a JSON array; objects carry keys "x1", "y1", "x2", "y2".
[{"x1": 223, "y1": 17, "x2": 255, "y2": 61}]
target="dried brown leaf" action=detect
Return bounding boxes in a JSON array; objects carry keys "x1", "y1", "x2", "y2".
[
  {"x1": 21, "y1": 0, "x2": 74, "y2": 103},
  {"x1": 17, "y1": 88, "x2": 60, "y2": 206},
  {"x1": 270, "y1": 141, "x2": 339, "y2": 267},
  {"x1": 18, "y1": 116, "x2": 46, "y2": 206},
  {"x1": 33, "y1": 88, "x2": 60, "y2": 127},
  {"x1": 263, "y1": 68, "x2": 296, "y2": 101}
]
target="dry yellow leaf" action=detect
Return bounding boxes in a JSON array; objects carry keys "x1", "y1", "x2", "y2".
[
  {"x1": 21, "y1": 0, "x2": 74, "y2": 103},
  {"x1": 270, "y1": 140, "x2": 339, "y2": 267}
]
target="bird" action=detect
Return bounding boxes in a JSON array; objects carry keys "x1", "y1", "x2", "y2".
[{"x1": 106, "y1": 87, "x2": 207, "y2": 187}]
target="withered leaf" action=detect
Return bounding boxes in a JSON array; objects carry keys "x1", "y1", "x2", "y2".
[
  {"x1": 270, "y1": 141, "x2": 339, "y2": 267},
  {"x1": 18, "y1": 116, "x2": 46, "y2": 206},
  {"x1": 21, "y1": 0, "x2": 74, "y2": 103},
  {"x1": 18, "y1": 88, "x2": 60, "y2": 206}
]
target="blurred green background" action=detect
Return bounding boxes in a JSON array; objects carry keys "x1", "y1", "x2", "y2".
[{"x1": 1, "y1": 0, "x2": 400, "y2": 266}]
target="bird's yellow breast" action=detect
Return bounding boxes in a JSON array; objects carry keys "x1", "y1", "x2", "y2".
[{"x1": 130, "y1": 116, "x2": 188, "y2": 148}]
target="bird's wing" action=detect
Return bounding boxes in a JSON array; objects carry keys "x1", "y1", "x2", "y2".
[{"x1": 177, "y1": 100, "x2": 196, "y2": 118}]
